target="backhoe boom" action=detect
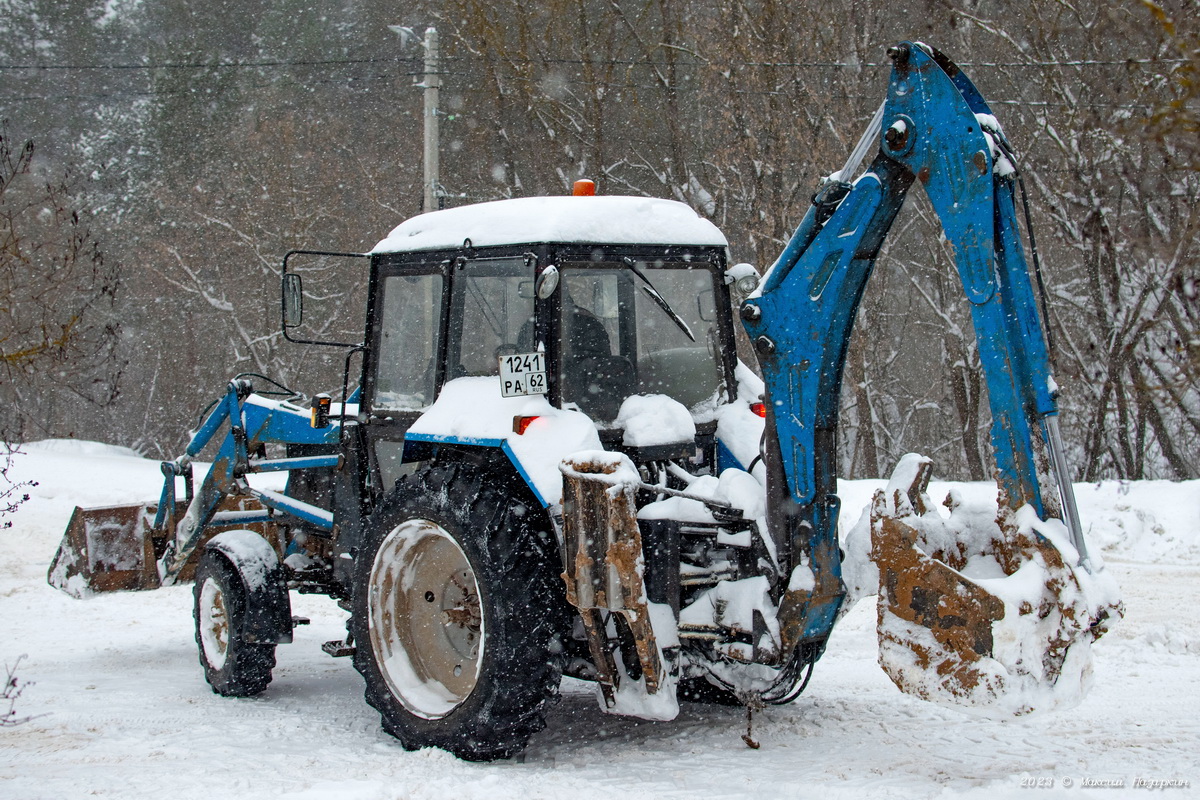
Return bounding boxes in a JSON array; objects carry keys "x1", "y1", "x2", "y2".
[{"x1": 742, "y1": 42, "x2": 1079, "y2": 578}]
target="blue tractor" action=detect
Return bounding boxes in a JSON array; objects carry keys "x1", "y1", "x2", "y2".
[{"x1": 50, "y1": 43, "x2": 1119, "y2": 760}]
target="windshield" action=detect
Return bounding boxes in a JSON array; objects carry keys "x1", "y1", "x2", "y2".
[
  {"x1": 447, "y1": 257, "x2": 535, "y2": 378},
  {"x1": 560, "y1": 261, "x2": 724, "y2": 423}
]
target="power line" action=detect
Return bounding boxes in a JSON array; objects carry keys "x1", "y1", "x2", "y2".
[
  {"x1": 1, "y1": 73, "x2": 1164, "y2": 113},
  {"x1": 0, "y1": 54, "x2": 1187, "y2": 73},
  {"x1": 711, "y1": 58, "x2": 1190, "y2": 68},
  {"x1": 489, "y1": 70, "x2": 1166, "y2": 111},
  {"x1": 0, "y1": 70, "x2": 425, "y2": 104},
  {"x1": 1, "y1": 48, "x2": 1182, "y2": 111},
  {"x1": 0, "y1": 56, "x2": 420, "y2": 71}
]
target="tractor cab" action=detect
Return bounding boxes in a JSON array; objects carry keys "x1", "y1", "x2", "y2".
[{"x1": 363, "y1": 195, "x2": 743, "y2": 489}]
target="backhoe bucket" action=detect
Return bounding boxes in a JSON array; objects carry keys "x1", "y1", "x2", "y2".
[
  {"x1": 867, "y1": 454, "x2": 1121, "y2": 716},
  {"x1": 48, "y1": 497, "x2": 279, "y2": 598}
]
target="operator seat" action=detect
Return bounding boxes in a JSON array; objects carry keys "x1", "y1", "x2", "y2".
[{"x1": 562, "y1": 300, "x2": 634, "y2": 421}]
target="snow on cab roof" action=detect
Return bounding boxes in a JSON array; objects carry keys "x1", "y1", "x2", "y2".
[{"x1": 371, "y1": 195, "x2": 728, "y2": 253}]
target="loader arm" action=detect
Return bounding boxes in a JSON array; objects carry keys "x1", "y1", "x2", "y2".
[
  {"x1": 156, "y1": 382, "x2": 345, "y2": 585},
  {"x1": 741, "y1": 43, "x2": 1088, "y2": 647}
]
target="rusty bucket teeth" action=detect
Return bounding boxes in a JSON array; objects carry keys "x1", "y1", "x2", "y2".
[{"x1": 868, "y1": 458, "x2": 1123, "y2": 716}]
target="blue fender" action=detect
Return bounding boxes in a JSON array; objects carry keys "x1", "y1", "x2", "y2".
[
  {"x1": 402, "y1": 376, "x2": 604, "y2": 508},
  {"x1": 203, "y1": 530, "x2": 293, "y2": 645}
]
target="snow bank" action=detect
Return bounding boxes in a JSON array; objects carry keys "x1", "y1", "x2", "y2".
[
  {"x1": 1, "y1": 441, "x2": 1199, "y2": 797},
  {"x1": 18, "y1": 439, "x2": 143, "y2": 459},
  {"x1": 839, "y1": 476, "x2": 1200, "y2": 568}
]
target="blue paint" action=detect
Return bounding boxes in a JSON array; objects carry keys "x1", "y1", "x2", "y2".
[
  {"x1": 500, "y1": 440, "x2": 550, "y2": 508},
  {"x1": 716, "y1": 438, "x2": 745, "y2": 474},
  {"x1": 402, "y1": 431, "x2": 549, "y2": 507},
  {"x1": 251, "y1": 455, "x2": 341, "y2": 473},
  {"x1": 402, "y1": 431, "x2": 505, "y2": 449},
  {"x1": 802, "y1": 599, "x2": 843, "y2": 641},
  {"x1": 741, "y1": 42, "x2": 1062, "y2": 649},
  {"x1": 249, "y1": 489, "x2": 334, "y2": 531}
]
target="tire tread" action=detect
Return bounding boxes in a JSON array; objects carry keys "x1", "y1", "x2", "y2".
[
  {"x1": 193, "y1": 551, "x2": 276, "y2": 697},
  {"x1": 352, "y1": 463, "x2": 565, "y2": 761}
]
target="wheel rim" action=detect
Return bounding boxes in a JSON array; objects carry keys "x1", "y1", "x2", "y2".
[
  {"x1": 368, "y1": 519, "x2": 484, "y2": 719},
  {"x1": 198, "y1": 577, "x2": 229, "y2": 669}
]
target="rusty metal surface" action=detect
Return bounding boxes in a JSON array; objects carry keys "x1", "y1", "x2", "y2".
[
  {"x1": 868, "y1": 459, "x2": 1119, "y2": 709},
  {"x1": 48, "y1": 505, "x2": 158, "y2": 596},
  {"x1": 560, "y1": 455, "x2": 664, "y2": 703},
  {"x1": 873, "y1": 513, "x2": 1006, "y2": 697},
  {"x1": 777, "y1": 523, "x2": 846, "y2": 659},
  {"x1": 48, "y1": 497, "x2": 280, "y2": 598}
]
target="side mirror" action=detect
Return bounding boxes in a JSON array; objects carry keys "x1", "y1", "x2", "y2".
[{"x1": 282, "y1": 273, "x2": 303, "y2": 328}]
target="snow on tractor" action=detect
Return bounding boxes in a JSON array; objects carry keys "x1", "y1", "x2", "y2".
[{"x1": 49, "y1": 43, "x2": 1121, "y2": 760}]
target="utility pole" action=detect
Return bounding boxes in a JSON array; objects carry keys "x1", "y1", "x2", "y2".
[
  {"x1": 421, "y1": 27, "x2": 440, "y2": 213},
  {"x1": 389, "y1": 24, "x2": 441, "y2": 213}
]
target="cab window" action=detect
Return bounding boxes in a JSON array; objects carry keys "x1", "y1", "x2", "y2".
[
  {"x1": 560, "y1": 261, "x2": 723, "y2": 422},
  {"x1": 447, "y1": 257, "x2": 535, "y2": 378},
  {"x1": 373, "y1": 272, "x2": 444, "y2": 411}
]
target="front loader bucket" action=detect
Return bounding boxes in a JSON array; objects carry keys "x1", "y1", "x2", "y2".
[
  {"x1": 868, "y1": 455, "x2": 1122, "y2": 716},
  {"x1": 48, "y1": 504, "x2": 161, "y2": 597},
  {"x1": 48, "y1": 497, "x2": 279, "y2": 598}
]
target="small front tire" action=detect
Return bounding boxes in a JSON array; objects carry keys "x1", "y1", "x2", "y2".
[{"x1": 193, "y1": 550, "x2": 276, "y2": 697}]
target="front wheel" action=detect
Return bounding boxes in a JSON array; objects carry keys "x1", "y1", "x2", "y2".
[
  {"x1": 351, "y1": 464, "x2": 566, "y2": 761},
  {"x1": 193, "y1": 550, "x2": 276, "y2": 696}
]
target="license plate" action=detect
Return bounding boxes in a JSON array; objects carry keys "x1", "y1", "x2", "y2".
[{"x1": 498, "y1": 352, "x2": 547, "y2": 397}]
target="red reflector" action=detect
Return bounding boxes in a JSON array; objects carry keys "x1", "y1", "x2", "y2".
[
  {"x1": 750, "y1": 402, "x2": 767, "y2": 418},
  {"x1": 573, "y1": 179, "x2": 596, "y2": 196},
  {"x1": 513, "y1": 415, "x2": 540, "y2": 435}
]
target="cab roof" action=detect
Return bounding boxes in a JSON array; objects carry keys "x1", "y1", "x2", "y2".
[{"x1": 371, "y1": 195, "x2": 728, "y2": 254}]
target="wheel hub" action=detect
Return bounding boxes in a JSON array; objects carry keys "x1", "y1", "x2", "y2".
[
  {"x1": 198, "y1": 577, "x2": 230, "y2": 669},
  {"x1": 368, "y1": 520, "x2": 484, "y2": 719}
]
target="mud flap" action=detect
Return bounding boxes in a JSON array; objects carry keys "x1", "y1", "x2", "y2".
[
  {"x1": 48, "y1": 498, "x2": 280, "y2": 598},
  {"x1": 869, "y1": 455, "x2": 1122, "y2": 715},
  {"x1": 560, "y1": 452, "x2": 678, "y2": 721}
]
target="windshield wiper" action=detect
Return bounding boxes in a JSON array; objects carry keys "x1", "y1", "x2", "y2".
[{"x1": 620, "y1": 257, "x2": 695, "y2": 342}]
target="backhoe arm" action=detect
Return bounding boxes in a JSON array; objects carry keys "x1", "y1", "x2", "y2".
[
  {"x1": 735, "y1": 46, "x2": 1121, "y2": 705},
  {"x1": 741, "y1": 43, "x2": 1082, "y2": 571}
]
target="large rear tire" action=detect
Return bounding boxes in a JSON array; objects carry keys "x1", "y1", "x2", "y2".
[
  {"x1": 193, "y1": 550, "x2": 276, "y2": 696},
  {"x1": 351, "y1": 464, "x2": 565, "y2": 761}
]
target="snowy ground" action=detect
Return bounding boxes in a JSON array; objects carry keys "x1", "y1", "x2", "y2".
[{"x1": 1, "y1": 440, "x2": 1197, "y2": 799}]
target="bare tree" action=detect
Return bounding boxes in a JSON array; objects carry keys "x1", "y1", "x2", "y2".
[
  {"x1": 966, "y1": 0, "x2": 1200, "y2": 479},
  {"x1": 1141, "y1": 0, "x2": 1200, "y2": 170},
  {"x1": 0, "y1": 124, "x2": 122, "y2": 443}
]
